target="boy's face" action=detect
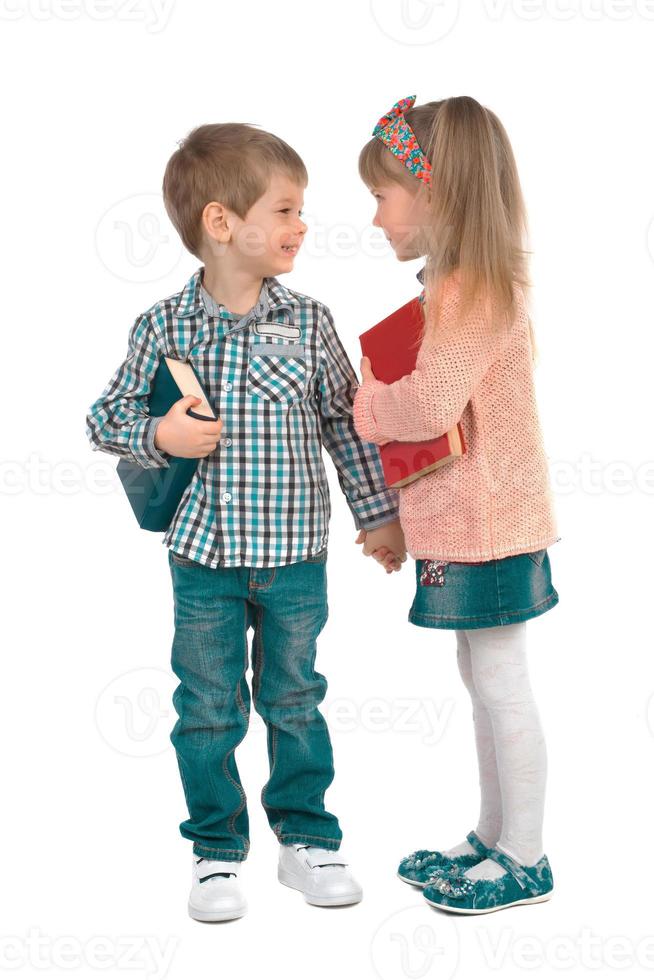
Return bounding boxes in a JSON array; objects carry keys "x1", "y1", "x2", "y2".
[
  {"x1": 208, "y1": 172, "x2": 307, "y2": 276},
  {"x1": 369, "y1": 181, "x2": 430, "y2": 261}
]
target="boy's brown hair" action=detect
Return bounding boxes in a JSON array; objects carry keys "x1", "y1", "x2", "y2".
[{"x1": 162, "y1": 123, "x2": 308, "y2": 259}]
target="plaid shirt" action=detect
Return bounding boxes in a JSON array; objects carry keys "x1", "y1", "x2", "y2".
[{"x1": 86, "y1": 267, "x2": 399, "y2": 568}]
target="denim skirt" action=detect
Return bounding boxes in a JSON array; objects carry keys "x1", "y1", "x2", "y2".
[{"x1": 408, "y1": 548, "x2": 559, "y2": 630}]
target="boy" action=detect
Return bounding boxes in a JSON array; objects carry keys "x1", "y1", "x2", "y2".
[{"x1": 85, "y1": 123, "x2": 406, "y2": 921}]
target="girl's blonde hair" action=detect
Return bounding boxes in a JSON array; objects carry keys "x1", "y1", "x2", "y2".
[{"x1": 359, "y1": 96, "x2": 537, "y2": 360}]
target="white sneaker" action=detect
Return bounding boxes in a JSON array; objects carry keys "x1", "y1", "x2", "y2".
[
  {"x1": 278, "y1": 843, "x2": 363, "y2": 907},
  {"x1": 187, "y1": 855, "x2": 247, "y2": 922}
]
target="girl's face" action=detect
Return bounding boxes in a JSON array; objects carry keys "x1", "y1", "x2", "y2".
[{"x1": 370, "y1": 181, "x2": 431, "y2": 261}]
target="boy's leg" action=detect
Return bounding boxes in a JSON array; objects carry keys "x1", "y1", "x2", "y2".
[
  {"x1": 167, "y1": 552, "x2": 253, "y2": 861},
  {"x1": 248, "y1": 550, "x2": 342, "y2": 850}
]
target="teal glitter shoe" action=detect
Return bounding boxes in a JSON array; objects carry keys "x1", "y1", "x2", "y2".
[
  {"x1": 397, "y1": 831, "x2": 491, "y2": 888},
  {"x1": 423, "y1": 847, "x2": 554, "y2": 914}
]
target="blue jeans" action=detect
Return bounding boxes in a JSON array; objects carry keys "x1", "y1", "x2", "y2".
[{"x1": 167, "y1": 547, "x2": 342, "y2": 860}]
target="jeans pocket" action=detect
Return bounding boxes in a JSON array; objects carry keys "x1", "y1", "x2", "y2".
[
  {"x1": 169, "y1": 549, "x2": 200, "y2": 568},
  {"x1": 305, "y1": 548, "x2": 328, "y2": 564},
  {"x1": 526, "y1": 548, "x2": 547, "y2": 566}
]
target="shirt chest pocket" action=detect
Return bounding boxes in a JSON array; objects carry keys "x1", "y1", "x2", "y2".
[{"x1": 247, "y1": 342, "x2": 307, "y2": 404}]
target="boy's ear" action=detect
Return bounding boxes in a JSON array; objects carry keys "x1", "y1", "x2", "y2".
[{"x1": 202, "y1": 201, "x2": 232, "y2": 245}]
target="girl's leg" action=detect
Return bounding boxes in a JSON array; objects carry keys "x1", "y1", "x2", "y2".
[
  {"x1": 464, "y1": 621, "x2": 547, "y2": 880},
  {"x1": 458, "y1": 630, "x2": 504, "y2": 844},
  {"x1": 440, "y1": 630, "x2": 502, "y2": 857}
]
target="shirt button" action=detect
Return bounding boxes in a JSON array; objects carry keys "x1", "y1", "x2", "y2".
[
  {"x1": 222, "y1": 492, "x2": 232, "y2": 503},
  {"x1": 223, "y1": 438, "x2": 232, "y2": 447},
  {"x1": 223, "y1": 382, "x2": 232, "y2": 392}
]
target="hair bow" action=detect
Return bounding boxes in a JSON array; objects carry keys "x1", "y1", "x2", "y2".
[{"x1": 372, "y1": 95, "x2": 432, "y2": 186}]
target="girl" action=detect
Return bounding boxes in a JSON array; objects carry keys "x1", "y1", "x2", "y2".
[{"x1": 352, "y1": 95, "x2": 561, "y2": 915}]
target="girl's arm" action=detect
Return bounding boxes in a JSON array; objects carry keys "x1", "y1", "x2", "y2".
[{"x1": 353, "y1": 282, "x2": 515, "y2": 445}]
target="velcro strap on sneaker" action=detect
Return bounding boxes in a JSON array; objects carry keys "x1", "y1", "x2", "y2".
[
  {"x1": 299, "y1": 847, "x2": 348, "y2": 869},
  {"x1": 196, "y1": 858, "x2": 241, "y2": 880}
]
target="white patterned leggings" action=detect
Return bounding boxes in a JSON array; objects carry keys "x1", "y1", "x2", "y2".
[{"x1": 455, "y1": 621, "x2": 547, "y2": 867}]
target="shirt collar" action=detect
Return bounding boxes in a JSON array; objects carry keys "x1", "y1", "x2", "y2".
[
  {"x1": 416, "y1": 265, "x2": 425, "y2": 285},
  {"x1": 175, "y1": 266, "x2": 295, "y2": 322}
]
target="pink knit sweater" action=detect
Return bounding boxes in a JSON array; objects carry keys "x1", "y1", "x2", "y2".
[{"x1": 353, "y1": 274, "x2": 560, "y2": 562}]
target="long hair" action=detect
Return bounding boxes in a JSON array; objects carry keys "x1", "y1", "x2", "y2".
[{"x1": 359, "y1": 96, "x2": 537, "y2": 359}]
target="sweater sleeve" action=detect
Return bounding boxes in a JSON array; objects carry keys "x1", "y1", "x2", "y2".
[{"x1": 353, "y1": 281, "x2": 514, "y2": 445}]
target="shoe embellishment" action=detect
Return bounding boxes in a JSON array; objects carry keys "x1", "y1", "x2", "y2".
[
  {"x1": 430, "y1": 873, "x2": 475, "y2": 898},
  {"x1": 400, "y1": 849, "x2": 446, "y2": 871}
]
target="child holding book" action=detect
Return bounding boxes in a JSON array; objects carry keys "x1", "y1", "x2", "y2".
[
  {"x1": 353, "y1": 96, "x2": 561, "y2": 915},
  {"x1": 85, "y1": 122, "x2": 406, "y2": 921}
]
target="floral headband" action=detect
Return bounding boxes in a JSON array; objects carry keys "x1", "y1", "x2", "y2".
[{"x1": 372, "y1": 95, "x2": 432, "y2": 186}]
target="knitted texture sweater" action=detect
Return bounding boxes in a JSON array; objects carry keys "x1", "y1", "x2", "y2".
[{"x1": 352, "y1": 274, "x2": 560, "y2": 562}]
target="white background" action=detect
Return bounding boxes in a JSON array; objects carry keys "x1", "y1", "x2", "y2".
[{"x1": 3, "y1": 1, "x2": 654, "y2": 978}]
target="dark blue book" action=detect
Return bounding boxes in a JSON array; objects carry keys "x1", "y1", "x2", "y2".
[{"x1": 117, "y1": 356, "x2": 217, "y2": 531}]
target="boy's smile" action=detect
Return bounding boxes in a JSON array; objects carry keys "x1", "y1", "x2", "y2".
[
  {"x1": 227, "y1": 172, "x2": 307, "y2": 276},
  {"x1": 200, "y1": 172, "x2": 308, "y2": 313}
]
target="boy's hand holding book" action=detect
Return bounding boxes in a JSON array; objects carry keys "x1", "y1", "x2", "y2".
[
  {"x1": 155, "y1": 395, "x2": 224, "y2": 458},
  {"x1": 113, "y1": 356, "x2": 221, "y2": 532}
]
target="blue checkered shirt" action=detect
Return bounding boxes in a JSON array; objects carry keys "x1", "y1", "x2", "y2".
[{"x1": 86, "y1": 267, "x2": 399, "y2": 567}]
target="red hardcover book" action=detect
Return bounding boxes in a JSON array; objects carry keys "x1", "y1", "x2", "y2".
[{"x1": 359, "y1": 298, "x2": 466, "y2": 489}]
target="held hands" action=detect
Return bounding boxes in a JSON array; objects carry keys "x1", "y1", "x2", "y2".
[
  {"x1": 154, "y1": 395, "x2": 223, "y2": 458},
  {"x1": 355, "y1": 519, "x2": 407, "y2": 574}
]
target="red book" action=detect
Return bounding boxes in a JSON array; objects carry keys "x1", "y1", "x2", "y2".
[{"x1": 359, "y1": 298, "x2": 466, "y2": 489}]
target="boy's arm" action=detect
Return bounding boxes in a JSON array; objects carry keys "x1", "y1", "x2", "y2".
[
  {"x1": 85, "y1": 312, "x2": 170, "y2": 469},
  {"x1": 316, "y1": 305, "x2": 399, "y2": 531}
]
